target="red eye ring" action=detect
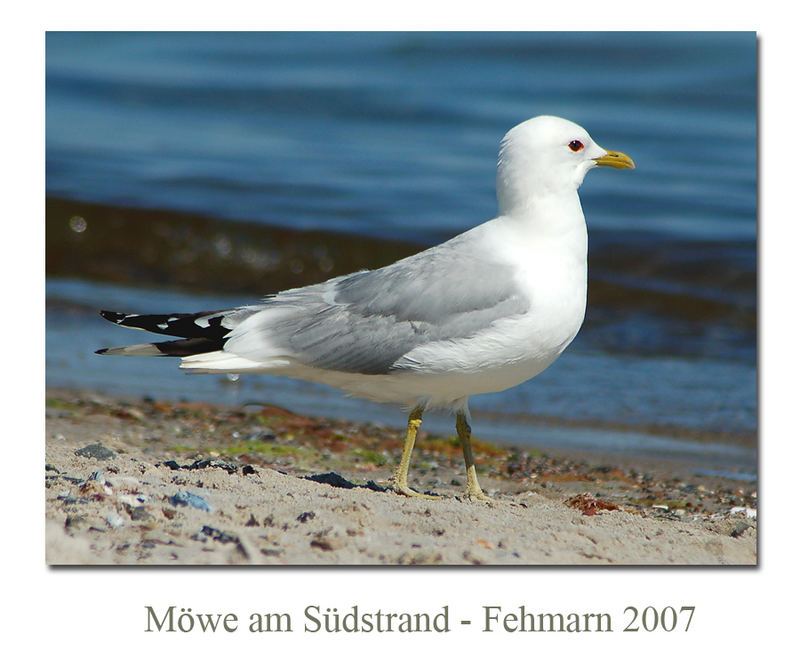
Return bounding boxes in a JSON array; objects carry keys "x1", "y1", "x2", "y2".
[{"x1": 569, "y1": 140, "x2": 584, "y2": 152}]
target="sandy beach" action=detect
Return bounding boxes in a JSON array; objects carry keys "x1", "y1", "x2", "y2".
[{"x1": 45, "y1": 388, "x2": 756, "y2": 565}]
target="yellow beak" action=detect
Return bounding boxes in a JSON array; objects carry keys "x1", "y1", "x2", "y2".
[{"x1": 593, "y1": 150, "x2": 635, "y2": 170}]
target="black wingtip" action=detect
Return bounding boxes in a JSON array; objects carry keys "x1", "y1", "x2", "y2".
[
  {"x1": 100, "y1": 310, "x2": 125, "y2": 323},
  {"x1": 95, "y1": 348, "x2": 109, "y2": 355}
]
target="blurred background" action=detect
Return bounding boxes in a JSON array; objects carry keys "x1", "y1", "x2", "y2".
[{"x1": 46, "y1": 31, "x2": 756, "y2": 478}]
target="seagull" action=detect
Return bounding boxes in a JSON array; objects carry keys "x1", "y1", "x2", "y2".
[{"x1": 96, "y1": 115, "x2": 634, "y2": 501}]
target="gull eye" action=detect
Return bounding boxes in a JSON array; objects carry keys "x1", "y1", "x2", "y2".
[{"x1": 569, "y1": 139, "x2": 584, "y2": 152}]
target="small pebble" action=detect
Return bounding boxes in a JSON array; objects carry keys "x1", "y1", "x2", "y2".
[
  {"x1": 168, "y1": 491, "x2": 212, "y2": 512},
  {"x1": 75, "y1": 443, "x2": 117, "y2": 460}
]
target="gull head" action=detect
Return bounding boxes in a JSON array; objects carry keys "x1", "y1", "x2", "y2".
[{"x1": 496, "y1": 115, "x2": 634, "y2": 216}]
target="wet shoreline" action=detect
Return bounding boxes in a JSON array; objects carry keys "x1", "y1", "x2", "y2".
[{"x1": 45, "y1": 379, "x2": 756, "y2": 484}]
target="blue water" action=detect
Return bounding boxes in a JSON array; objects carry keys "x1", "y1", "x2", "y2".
[
  {"x1": 45, "y1": 32, "x2": 757, "y2": 475},
  {"x1": 46, "y1": 32, "x2": 756, "y2": 243}
]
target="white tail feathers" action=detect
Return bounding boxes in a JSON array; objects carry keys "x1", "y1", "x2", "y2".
[{"x1": 179, "y1": 350, "x2": 290, "y2": 373}]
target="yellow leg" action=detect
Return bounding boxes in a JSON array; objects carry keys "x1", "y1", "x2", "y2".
[
  {"x1": 391, "y1": 406, "x2": 425, "y2": 497},
  {"x1": 456, "y1": 412, "x2": 491, "y2": 502}
]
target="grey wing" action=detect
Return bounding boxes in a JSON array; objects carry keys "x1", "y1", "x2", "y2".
[{"x1": 230, "y1": 241, "x2": 529, "y2": 375}]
